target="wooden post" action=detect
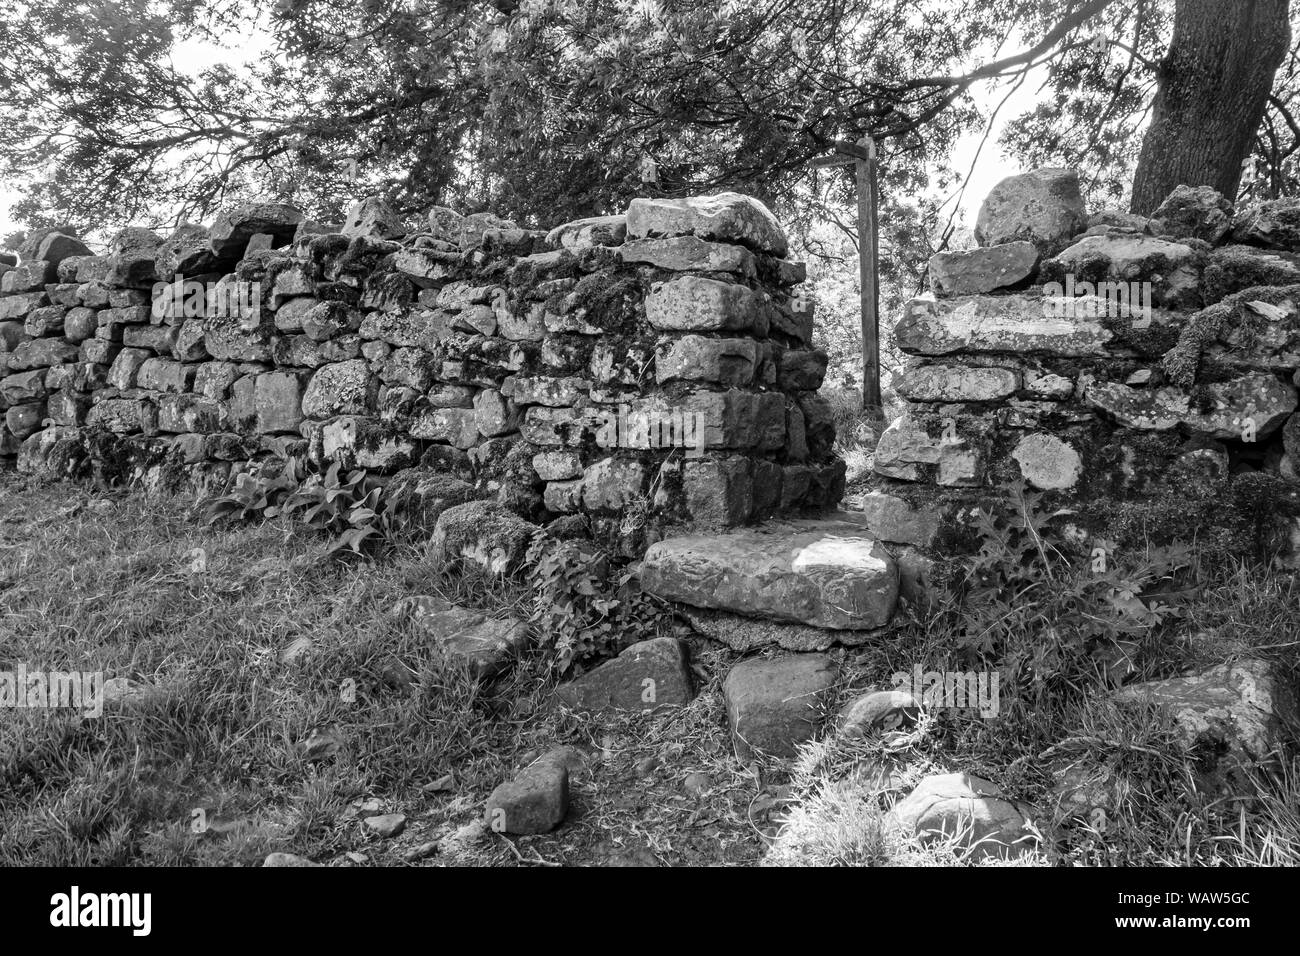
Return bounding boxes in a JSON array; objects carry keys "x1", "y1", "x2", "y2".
[
  {"x1": 811, "y1": 135, "x2": 882, "y2": 415},
  {"x1": 857, "y1": 135, "x2": 881, "y2": 415}
]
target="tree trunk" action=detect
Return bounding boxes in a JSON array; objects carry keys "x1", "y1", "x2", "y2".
[{"x1": 1130, "y1": 0, "x2": 1290, "y2": 214}]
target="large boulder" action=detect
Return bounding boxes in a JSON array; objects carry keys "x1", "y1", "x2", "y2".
[
  {"x1": 890, "y1": 773, "x2": 1037, "y2": 861},
  {"x1": 1148, "y1": 185, "x2": 1234, "y2": 245},
  {"x1": 1231, "y1": 196, "x2": 1300, "y2": 251},
  {"x1": 431, "y1": 500, "x2": 536, "y2": 576},
  {"x1": 626, "y1": 192, "x2": 788, "y2": 257},
  {"x1": 427, "y1": 205, "x2": 464, "y2": 239},
  {"x1": 105, "y1": 227, "x2": 163, "y2": 286},
  {"x1": 343, "y1": 196, "x2": 404, "y2": 240},
  {"x1": 1202, "y1": 245, "x2": 1300, "y2": 304},
  {"x1": 723, "y1": 655, "x2": 838, "y2": 759},
  {"x1": 975, "y1": 168, "x2": 1087, "y2": 257},
  {"x1": 16, "y1": 230, "x2": 92, "y2": 268},
  {"x1": 1042, "y1": 233, "x2": 1204, "y2": 310},
  {"x1": 154, "y1": 223, "x2": 222, "y2": 278},
  {"x1": 640, "y1": 518, "x2": 899, "y2": 630},
  {"x1": 208, "y1": 202, "x2": 303, "y2": 257}
]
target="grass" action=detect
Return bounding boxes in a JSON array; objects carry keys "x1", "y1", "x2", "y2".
[
  {"x1": 2, "y1": 469, "x2": 1298, "y2": 866},
  {"x1": 825, "y1": 386, "x2": 907, "y2": 486},
  {"x1": 0, "y1": 473, "x2": 775, "y2": 866}
]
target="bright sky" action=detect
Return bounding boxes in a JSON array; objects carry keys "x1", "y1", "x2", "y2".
[{"x1": 948, "y1": 67, "x2": 1052, "y2": 232}]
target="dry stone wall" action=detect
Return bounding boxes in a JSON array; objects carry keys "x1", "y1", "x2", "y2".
[
  {"x1": 0, "y1": 192, "x2": 844, "y2": 541},
  {"x1": 868, "y1": 170, "x2": 1300, "y2": 556}
]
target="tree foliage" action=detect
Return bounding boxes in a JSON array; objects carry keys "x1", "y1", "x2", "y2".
[{"x1": 2, "y1": 0, "x2": 1117, "y2": 235}]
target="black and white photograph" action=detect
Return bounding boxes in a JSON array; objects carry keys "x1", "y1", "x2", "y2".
[{"x1": 0, "y1": 0, "x2": 1293, "y2": 918}]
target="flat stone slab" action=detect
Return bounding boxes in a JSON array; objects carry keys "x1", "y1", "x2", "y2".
[
  {"x1": 1112, "y1": 659, "x2": 1298, "y2": 762},
  {"x1": 619, "y1": 236, "x2": 757, "y2": 278},
  {"x1": 1086, "y1": 371, "x2": 1296, "y2": 439},
  {"x1": 640, "y1": 518, "x2": 899, "y2": 630},
  {"x1": 894, "y1": 363, "x2": 1019, "y2": 402},
  {"x1": 897, "y1": 295, "x2": 1116, "y2": 357},
  {"x1": 626, "y1": 192, "x2": 788, "y2": 257},
  {"x1": 209, "y1": 202, "x2": 303, "y2": 256},
  {"x1": 554, "y1": 637, "x2": 694, "y2": 712},
  {"x1": 928, "y1": 241, "x2": 1037, "y2": 296},
  {"x1": 681, "y1": 606, "x2": 884, "y2": 652}
]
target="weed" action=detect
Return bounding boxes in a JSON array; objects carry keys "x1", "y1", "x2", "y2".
[
  {"x1": 524, "y1": 533, "x2": 670, "y2": 674},
  {"x1": 202, "y1": 459, "x2": 401, "y2": 559},
  {"x1": 932, "y1": 481, "x2": 1193, "y2": 699}
]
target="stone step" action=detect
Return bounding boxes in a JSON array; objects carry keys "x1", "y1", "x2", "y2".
[{"x1": 639, "y1": 516, "x2": 899, "y2": 630}]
